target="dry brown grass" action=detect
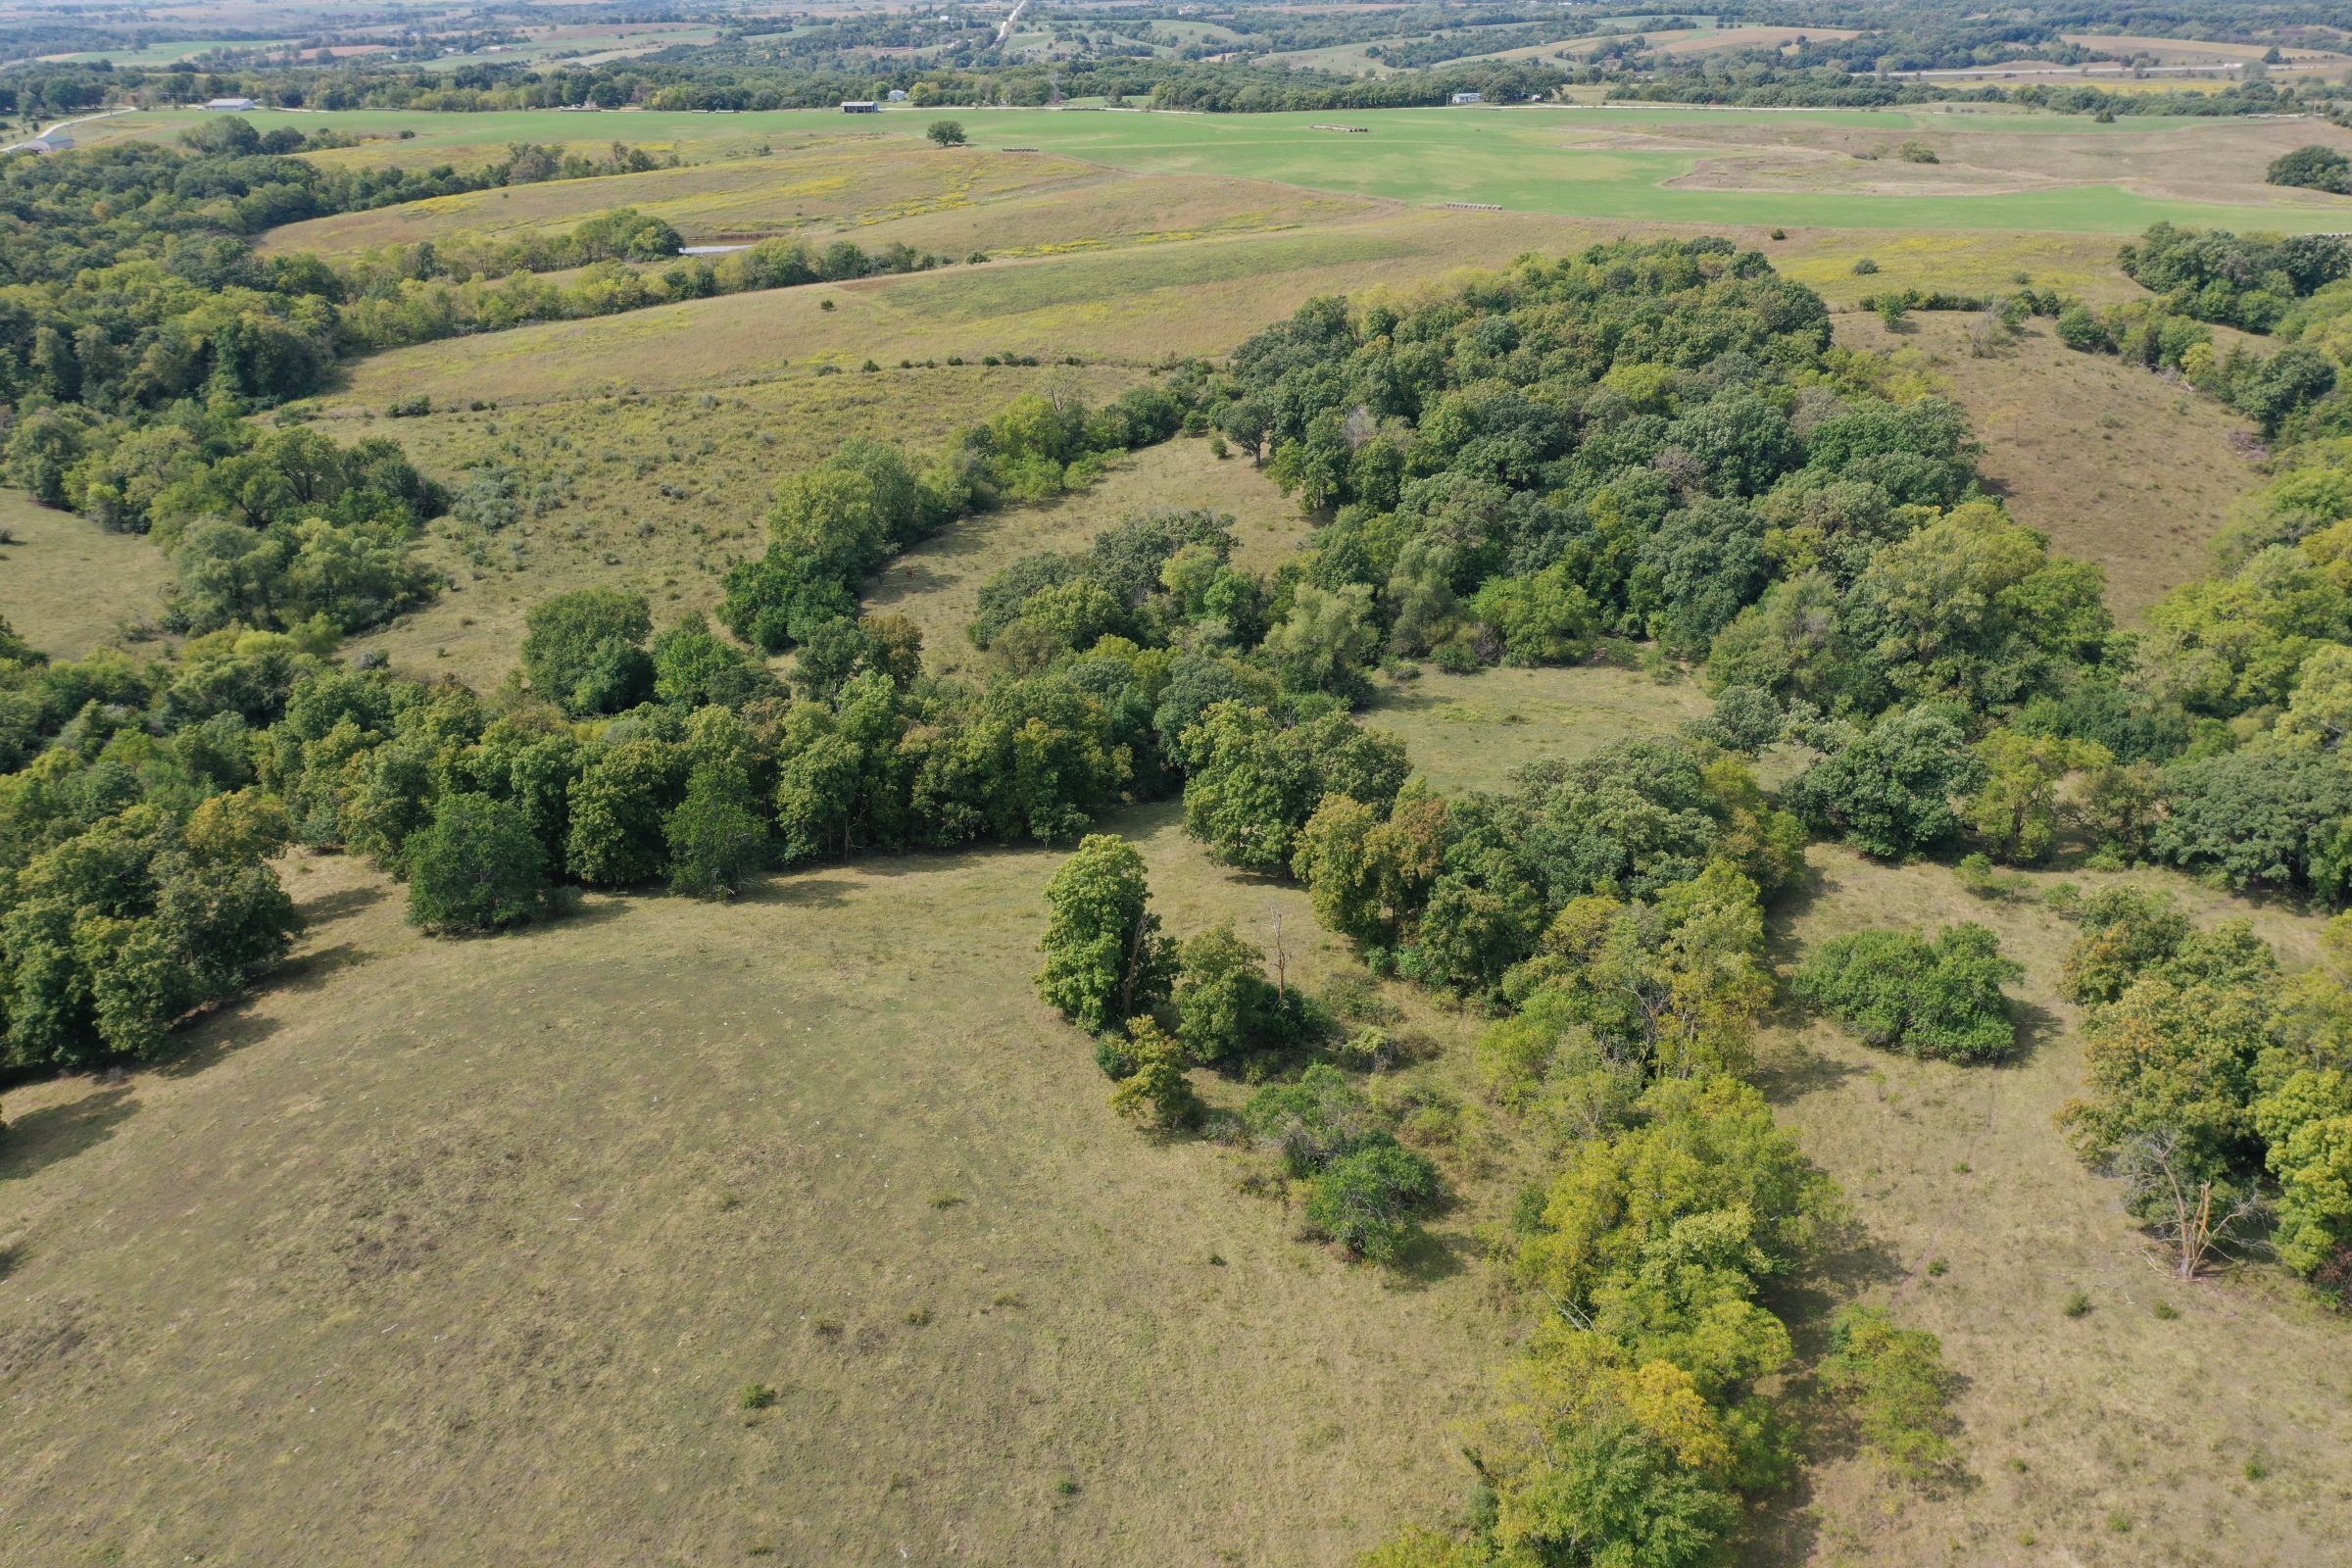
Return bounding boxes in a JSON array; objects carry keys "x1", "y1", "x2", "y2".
[
  {"x1": 0, "y1": 487, "x2": 173, "y2": 659},
  {"x1": 1755, "y1": 844, "x2": 2351, "y2": 1568},
  {"x1": 0, "y1": 808, "x2": 1506, "y2": 1567},
  {"x1": 1835, "y1": 312, "x2": 2263, "y2": 619}
]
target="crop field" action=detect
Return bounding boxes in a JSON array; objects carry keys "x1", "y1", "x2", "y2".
[
  {"x1": 37, "y1": 36, "x2": 295, "y2": 65},
  {"x1": 259, "y1": 144, "x2": 1119, "y2": 256},
  {"x1": 71, "y1": 104, "x2": 2352, "y2": 235},
  {"x1": 0, "y1": 488, "x2": 172, "y2": 659},
  {"x1": 1653, "y1": 24, "x2": 1862, "y2": 56},
  {"x1": 1757, "y1": 845, "x2": 2352, "y2": 1567},
  {"x1": 0, "y1": 814, "x2": 1507, "y2": 1567}
]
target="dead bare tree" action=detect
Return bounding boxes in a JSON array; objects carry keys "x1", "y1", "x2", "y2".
[
  {"x1": 2119, "y1": 1129, "x2": 2267, "y2": 1279},
  {"x1": 1266, "y1": 906, "x2": 1290, "y2": 1004}
]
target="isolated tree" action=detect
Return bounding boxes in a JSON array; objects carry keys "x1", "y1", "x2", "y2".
[
  {"x1": 406, "y1": 792, "x2": 555, "y2": 934},
  {"x1": 1037, "y1": 834, "x2": 1173, "y2": 1034},
  {"x1": 925, "y1": 119, "x2": 967, "y2": 148}
]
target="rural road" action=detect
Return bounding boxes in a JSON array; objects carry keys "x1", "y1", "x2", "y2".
[
  {"x1": 996, "y1": 0, "x2": 1030, "y2": 47},
  {"x1": 3, "y1": 103, "x2": 137, "y2": 152}
]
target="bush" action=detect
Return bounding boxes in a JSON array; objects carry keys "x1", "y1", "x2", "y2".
[
  {"x1": 1173, "y1": 921, "x2": 1280, "y2": 1064},
  {"x1": 1822, "y1": 1305, "x2": 1960, "y2": 1480},
  {"x1": 1851, "y1": 257, "x2": 1880, "y2": 275},
  {"x1": 1305, "y1": 1138, "x2": 1439, "y2": 1262},
  {"x1": 406, "y1": 792, "x2": 555, "y2": 934},
  {"x1": 1793, "y1": 923, "x2": 2021, "y2": 1064},
  {"x1": 2055, "y1": 305, "x2": 2113, "y2": 354}
]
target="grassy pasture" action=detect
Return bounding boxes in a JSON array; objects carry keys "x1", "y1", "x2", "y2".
[
  {"x1": 1653, "y1": 24, "x2": 1861, "y2": 56},
  {"x1": 1834, "y1": 313, "x2": 2265, "y2": 619},
  {"x1": 260, "y1": 143, "x2": 1110, "y2": 256},
  {"x1": 1757, "y1": 844, "x2": 2351, "y2": 1568},
  {"x1": 1362, "y1": 662, "x2": 1716, "y2": 795},
  {"x1": 333, "y1": 363, "x2": 1147, "y2": 689},
  {"x1": 867, "y1": 438, "x2": 1307, "y2": 678},
  {"x1": 0, "y1": 813, "x2": 1505, "y2": 1567},
  {"x1": 74, "y1": 104, "x2": 2352, "y2": 235},
  {"x1": 0, "y1": 488, "x2": 173, "y2": 659}
]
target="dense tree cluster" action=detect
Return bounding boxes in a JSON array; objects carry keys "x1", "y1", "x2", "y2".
[
  {"x1": 718, "y1": 383, "x2": 1198, "y2": 654},
  {"x1": 1792, "y1": 922, "x2": 2022, "y2": 1064},
  {"x1": 5, "y1": 409, "x2": 444, "y2": 635},
  {"x1": 2058, "y1": 887, "x2": 2352, "y2": 1292},
  {"x1": 0, "y1": 616, "x2": 310, "y2": 1070}
]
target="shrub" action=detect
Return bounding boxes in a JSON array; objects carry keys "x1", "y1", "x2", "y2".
[
  {"x1": 1107, "y1": 1016, "x2": 1203, "y2": 1130},
  {"x1": 1305, "y1": 1138, "x2": 1439, "y2": 1262},
  {"x1": 1793, "y1": 923, "x2": 2021, "y2": 1063},
  {"x1": 1851, "y1": 257, "x2": 1880, "y2": 275},
  {"x1": 1822, "y1": 1305, "x2": 1961, "y2": 1480}
]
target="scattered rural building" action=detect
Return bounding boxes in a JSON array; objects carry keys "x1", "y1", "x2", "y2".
[
  {"x1": 1449, "y1": 91, "x2": 1484, "y2": 105},
  {"x1": 841, "y1": 100, "x2": 880, "y2": 114},
  {"x1": 887, "y1": 88, "x2": 908, "y2": 102},
  {"x1": 203, "y1": 97, "x2": 259, "y2": 112},
  {"x1": 28, "y1": 131, "x2": 73, "y2": 154}
]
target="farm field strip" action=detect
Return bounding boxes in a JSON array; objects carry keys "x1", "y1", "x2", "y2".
[{"x1": 72, "y1": 104, "x2": 2352, "y2": 236}]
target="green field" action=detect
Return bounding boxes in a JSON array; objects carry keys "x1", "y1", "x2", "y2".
[
  {"x1": 40, "y1": 36, "x2": 294, "y2": 65},
  {"x1": 74, "y1": 103, "x2": 2352, "y2": 235}
]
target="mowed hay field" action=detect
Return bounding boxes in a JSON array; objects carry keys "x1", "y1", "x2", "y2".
[
  {"x1": 0, "y1": 489, "x2": 173, "y2": 659},
  {"x1": 0, "y1": 809, "x2": 1506, "y2": 1568},
  {"x1": 1756, "y1": 846, "x2": 2352, "y2": 1567},
  {"x1": 1832, "y1": 313, "x2": 2266, "y2": 617}
]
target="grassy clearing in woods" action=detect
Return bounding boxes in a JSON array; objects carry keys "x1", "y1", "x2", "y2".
[{"x1": 1754, "y1": 844, "x2": 2350, "y2": 1568}]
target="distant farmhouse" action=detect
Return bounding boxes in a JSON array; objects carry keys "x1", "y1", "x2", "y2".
[
  {"x1": 203, "y1": 97, "x2": 259, "y2": 112},
  {"x1": 841, "y1": 100, "x2": 879, "y2": 114},
  {"x1": 887, "y1": 88, "x2": 908, "y2": 102},
  {"x1": 1449, "y1": 91, "x2": 1483, "y2": 105},
  {"x1": 28, "y1": 130, "x2": 73, "y2": 154}
]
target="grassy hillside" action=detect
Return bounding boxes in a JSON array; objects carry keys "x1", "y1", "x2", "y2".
[
  {"x1": 1759, "y1": 845, "x2": 2350, "y2": 1567},
  {"x1": 0, "y1": 811, "x2": 1506, "y2": 1568},
  {"x1": 339, "y1": 362, "x2": 1148, "y2": 690},
  {"x1": 1834, "y1": 313, "x2": 2265, "y2": 618},
  {"x1": 0, "y1": 489, "x2": 173, "y2": 659}
]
